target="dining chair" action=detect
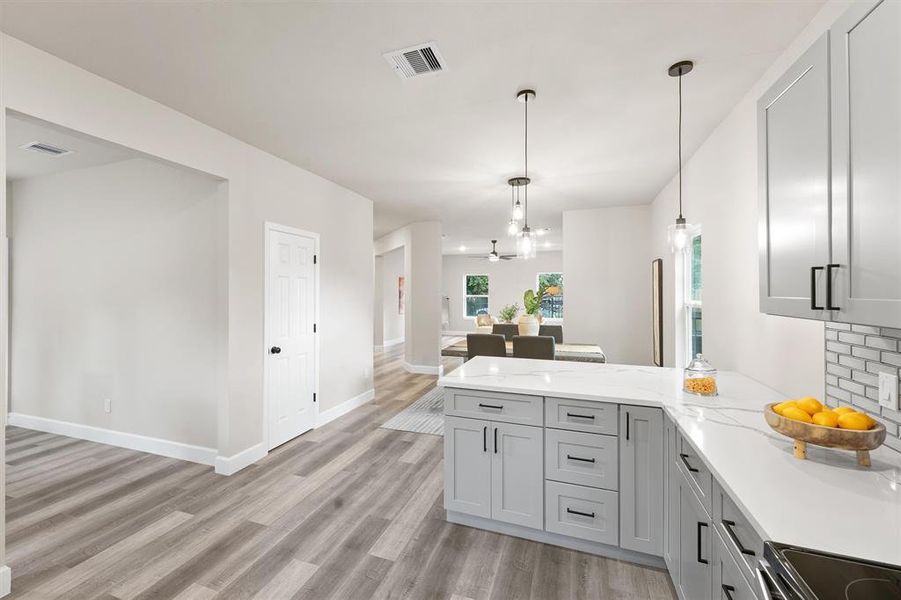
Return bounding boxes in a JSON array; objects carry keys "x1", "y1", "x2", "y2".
[
  {"x1": 466, "y1": 334, "x2": 507, "y2": 360},
  {"x1": 492, "y1": 323, "x2": 519, "y2": 341},
  {"x1": 512, "y1": 335, "x2": 556, "y2": 360},
  {"x1": 538, "y1": 325, "x2": 563, "y2": 343}
]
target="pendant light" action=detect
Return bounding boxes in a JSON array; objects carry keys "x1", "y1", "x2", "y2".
[
  {"x1": 507, "y1": 183, "x2": 519, "y2": 236},
  {"x1": 666, "y1": 60, "x2": 695, "y2": 253},
  {"x1": 515, "y1": 89, "x2": 537, "y2": 260}
]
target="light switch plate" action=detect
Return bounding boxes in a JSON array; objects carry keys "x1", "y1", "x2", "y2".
[{"x1": 878, "y1": 372, "x2": 899, "y2": 411}]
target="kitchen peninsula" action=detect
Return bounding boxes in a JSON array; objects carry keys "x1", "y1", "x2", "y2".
[{"x1": 438, "y1": 357, "x2": 901, "y2": 599}]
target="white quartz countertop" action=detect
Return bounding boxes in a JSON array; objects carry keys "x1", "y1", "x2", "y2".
[{"x1": 438, "y1": 357, "x2": 901, "y2": 566}]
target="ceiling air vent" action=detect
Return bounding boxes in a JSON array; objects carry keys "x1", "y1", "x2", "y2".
[
  {"x1": 20, "y1": 141, "x2": 73, "y2": 157},
  {"x1": 383, "y1": 42, "x2": 445, "y2": 79}
]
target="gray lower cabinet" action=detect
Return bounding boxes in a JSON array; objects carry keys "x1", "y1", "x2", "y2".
[
  {"x1": 619, "y1": 406, "x2": 664, "y2": 557},
  {"x1": 712, "y1": 529, "x2": 758, "y2": 600},
  {"x1": 444, "y1": 414, "x2": 543, "y2": 529},
  {"x1": 545, "y1": 480, "x2": 619, "y2": 545},
  {"x1": 663, "y1": 415, "x2": 679, "y2": 573},
  {"x1": 676, "y1": 479, "x2": 712, "y2": 600}
]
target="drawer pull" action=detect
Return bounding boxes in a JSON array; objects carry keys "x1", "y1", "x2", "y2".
[
  {"x1": 721, "y1": 584, "x2": 735, "y2": 600},
  {"x1": 483, "y1": 426, "x2": 487, "y2": 453},
  {"x1": 722, "y1": 519, "x2": 756, "y2": 556},
  {"x1": 478, "y1": 403, "x2": 503, "y2": 410},
  {"x1": 696, "y1": 521, "x2": 709, "y2": 565},
  {"x1": 566, "y1": 454, "x2": 596, "y2": 463},
  {"x1": 566, "y1": 507, "x2": 595, "y2": 518},
  {"x1": 680, "y1": 453, "x2": 700, "y2": 473},
  {"x1": 566, "y1": 412, "x2": 595, "y2": 420},
  {"x1": 494, "y1": 426, "x2": 498, "y2": 454}
]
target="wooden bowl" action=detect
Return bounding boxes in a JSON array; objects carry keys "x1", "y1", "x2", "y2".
[{"x1": 763, "y1": 403, "x2": 886, "y2": 467}]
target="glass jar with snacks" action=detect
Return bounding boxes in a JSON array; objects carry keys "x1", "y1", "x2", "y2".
[{"x1": 684, "y1": 354, "x2": 717, "y2": 396}]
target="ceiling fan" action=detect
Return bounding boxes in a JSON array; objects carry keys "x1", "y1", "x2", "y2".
[{"x1": 473, "y1": 240, "x2": 516, "y2": 262}]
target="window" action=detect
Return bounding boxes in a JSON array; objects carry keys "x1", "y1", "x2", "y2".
[
  {"x1": 464, "y1": 274, "x2": 489, "y2": 318},
  {"x1": 537, "y1": 272, "x2": 564, "y2": 319},
  {"x1": 685, "y1": 233, "x2": 702, "y2": 358}
]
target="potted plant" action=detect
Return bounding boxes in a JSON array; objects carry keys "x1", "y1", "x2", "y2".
[
  {"x1": 498, "y1": 303, "x2": 519, "y2": 324},
  {"x1": 519, "y1": 285, "x2": 547, "y2": 336}
]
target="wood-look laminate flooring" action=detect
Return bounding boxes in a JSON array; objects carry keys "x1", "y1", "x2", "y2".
[{"x1": 5, "y1": 346, "x2": 676, "y2": 599}]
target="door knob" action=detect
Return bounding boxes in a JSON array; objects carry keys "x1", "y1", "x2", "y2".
[{"x1": 270, "y1": 346, "x2": 281, "y2": 354}]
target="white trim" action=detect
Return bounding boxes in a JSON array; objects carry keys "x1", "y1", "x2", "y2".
[
  {"x1": 403, "y1": 361, "x2": 444, "y2": 376},
  {"x1": 442, "y1": 330, "x2": 471, "y2": 337},
  {"x1": 0, "y1": 565, "x2": 10, "y2": 598},
  {"x1": 263, "y1": 222, "x2": 320, "y2": 452},
  {"x1": 446, "y1": 511, "x2": 665, "y2": 569},
  {"x1": 315, "y1": 388, "x2": 374, "y2": 427},
  {"x1": 214, "y1": 441, "x2": 266, "y2": 476},
  {"x1": 378, "y1": 337, "x2": 405, "y2": 350},
  {"x1": 8, "y1": 412, "x2": 217, "y2": 465}
]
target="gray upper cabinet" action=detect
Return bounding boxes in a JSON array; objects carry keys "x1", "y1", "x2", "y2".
[
  {"x1": 831, "y1": 0, "x2": 901, "y2": 328},
  {"x1": 619, "y1": 406, "x2": 664, "y2": 557},
  {"x1": 758, "y1": 32, "x2": 831, "y2": 320}
]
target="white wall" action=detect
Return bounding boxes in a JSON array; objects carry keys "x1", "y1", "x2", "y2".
[
  {"x1": 0, "y1": 33, "x2": 375, "y2": 466},
  {"x1": 381, "y1": 247, "x2": 405, "y2": 345},
  {"x1": 647, "y1": 1, "x2": 852, "y2": 398},
  {"x1": 563, "y1": 207, "x2": 652, "y2": 365},
  {"x1": 442, "y1": 251, "x2": 563, "y2": 333},
  {"x1": 9, "y1": 158, "x2": 226, "y2": 449},
  {"x1": 374, "y1": 222, "x2": 442, "y2": 373}
]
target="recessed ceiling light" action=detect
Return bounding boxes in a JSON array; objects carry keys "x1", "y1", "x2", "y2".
[
  {"x1": 459, "y1": 245, "x2": 467, "y2": 252},
  {"x1": 536, "y1": 227, "x2": 551, "y2": 237},
  {"x1": 543, "y1": 241, "x2": 552, "y2": 249}
]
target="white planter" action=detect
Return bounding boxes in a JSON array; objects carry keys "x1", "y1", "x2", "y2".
[{"x1": 518, "y1": 314, "x2": 540, "y2": 336}]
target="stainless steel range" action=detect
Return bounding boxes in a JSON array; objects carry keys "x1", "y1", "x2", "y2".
[{"x1": 759, "y1": 542, "x2": 901, "y2": 599}]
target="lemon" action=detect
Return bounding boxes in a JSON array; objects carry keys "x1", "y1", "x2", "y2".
[
  {"x1": 833, "y1": 406, "x2": 857, "y2": 415},
  {"x1": 773, "y1": 401, "x2": 799, "y2": 416},
  {"x1": 797, "y1": 397, "x2": 824, "y2": 416},
  {"x1": 812, "y1": 411, "x2": 839, "y2": 428},
  {"x1": 838, "y1": 412, "x2": 872, "y2": 430},
  {"x1": 782, "y1": 406, "x2": 813, "y2": 423}
]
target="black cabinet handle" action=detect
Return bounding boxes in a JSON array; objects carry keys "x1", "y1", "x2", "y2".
[
  {"x1": 270, "y1": 346, "x2": 282, "y2": 354},
  {"x1": 826, "y1": 264, "x2": 840, "y2": 310},
  {"x1": 483, "y1": 426, "x2": 487, "y2": 453},
  {"x1": 566, "y1": 412, "x2": 594, "y2": 420},
  {"x1": 722, "y1": 584, "x2": 735, "y2": 600},
  {"x1": 494, "y1": 427, "x2": 498, "y2": 454},
  {"x1": 722, "y1": 519, "x2": 756, "y2": 556},
  {"x1": 697, "y1": 521, "x2": 709, "y2": 565},
  {"x1": 566, "y1": 507, "x2": 595, "y2": 518},
  {"x1": 566, "y1": 454, "x2": 596, "y2": 463},
  {"x1": 680, "y1": 453, "x2": 700, "y2": 473},
  {"x1": 810, "y1": 266, "x2": 824, "y2": 310},
  {"x1": 626, "y1": 411, "x2": 630, "y2": 441},
  {"x1": 479, "y1": 403, "x2": 503, "y2": 410}
]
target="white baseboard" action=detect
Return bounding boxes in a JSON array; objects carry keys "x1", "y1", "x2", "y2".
[
  {"x1": 403, "y1": 361, "x2": 443, "y2": 376},
  {"x1": 214, "y1": 441, "x2": 266, "y2": 476},
  {"x1": 0, "y1": 565, "x2": 10, "y2": 597},
  {"x1": 8, "y1": 413, "x2": 217, "y2": 466},
  {"x1": 442, "y1": 330, "x2": 471, "y2": 336},
  {"x1": 316, "y1": 388, "x2": 375, "y2": 427},
  {"x1": 374, "y1": 337, "x2": 405, "y2": 352}
]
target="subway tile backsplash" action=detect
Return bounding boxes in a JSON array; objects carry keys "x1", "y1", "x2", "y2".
[{"x1": 825, "y1": 322, "x2": 901, "y2": 454}]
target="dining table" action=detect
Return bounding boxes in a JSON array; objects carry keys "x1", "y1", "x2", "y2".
[{"x1": 441, "y1": 339, "x2": 606, "y2": 363}]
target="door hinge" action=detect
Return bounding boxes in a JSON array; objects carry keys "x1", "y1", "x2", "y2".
[
  {"x1": 313, "y1": 323, "x2": 317, "y2": 333},
  {"x1": 313, "y1": 255, "x2": 318, "y2": 265},
  {"x1": 313, "y1": 392, "x2": 317, "y2": 403}
]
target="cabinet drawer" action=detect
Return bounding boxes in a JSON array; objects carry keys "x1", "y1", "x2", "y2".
[
  {"x1": 545, "y1": 480, "x2": 618, "y2": 546},
  {"x1": 677, "y1": 432, "x2": 713, "y2": 516},
  {"x1": 545, "y1": 397, "x2": 617, "y2": 434},
  {"x1": 713, "y1": 529, "x2": 759, "y2": 600},
  {"x1": 444, "y1": 388, "x2": 543, "y2": 426},
  {"x1": 545, "y1": 429, "x2": 618, "y2": 491},
  {"x1": 713, "y1": 481, "x2": 764, "y2": 589}
]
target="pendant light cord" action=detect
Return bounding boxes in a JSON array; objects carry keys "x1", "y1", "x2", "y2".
[
  {"x1": 677, "y1": 73, "x2": 683, "y2": 220},
  {"x1": 524, "y1": 94, "x2": 529, "y2": 228}
]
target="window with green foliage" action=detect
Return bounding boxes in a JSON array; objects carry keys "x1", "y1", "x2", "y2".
[
  {"x1": 537, "y1": 272, "x2": 564, "y2": 319},
  {"x1": 465, "y1": 274, "x2": 489, "y2": 318},
  {"x1": 686, "y1": 233, "x2": 702, "y2": 358}
]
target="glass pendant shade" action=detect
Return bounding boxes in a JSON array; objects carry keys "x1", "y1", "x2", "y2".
[
  {"x1": 512, "y1": 200, "x2": 524, "y2": 221},
  {"x1": 518, "y1": 227, "x2": 537, "y2": 259},
  {"x1": 667, "y1": 218, "x2": 694, "y2": 253},
  {"x1": 507, "y1": 219, "x2": 518, "y2": 236}
]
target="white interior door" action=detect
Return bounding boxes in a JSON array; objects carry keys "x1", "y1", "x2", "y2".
[{"x1": 267, "y1": 225, "x2": 317, "y2": 450}]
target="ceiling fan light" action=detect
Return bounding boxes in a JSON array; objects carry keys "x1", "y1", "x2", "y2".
[{"x1": 488, "y1": 252, "x2": 500, "y2": 263}]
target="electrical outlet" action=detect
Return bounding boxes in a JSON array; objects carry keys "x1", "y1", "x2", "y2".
[
  {"x1": 878, "y1": 373, "x2": 899, "y2": 411},
  {"x1": 104, "y1": 398, "x2": 112, "y2": 413}
]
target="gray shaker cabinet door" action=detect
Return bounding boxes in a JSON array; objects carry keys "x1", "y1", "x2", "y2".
[
  {"x1": 758, "y1": 32, "x2": 831, "y2": 320},
  {"x1": 831, "y1": 0, "x2": 901, "y2": 328},
  {"x1": 490, "y1": 422, "x2": 544, "y2": 530},
  {"x1": 444, "y1": 416, "x2": 491, "y2": 518},
  {"x1": 619, "y1": 406, "x2": 664, "y2": 557}
]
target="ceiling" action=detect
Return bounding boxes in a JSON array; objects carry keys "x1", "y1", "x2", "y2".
[
  {"x1": 0, "y1": 1, "x2": 823, "y2": 254},
  {"x1": 5, "y1": 112, "x2": 137, "y2": 180}
]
